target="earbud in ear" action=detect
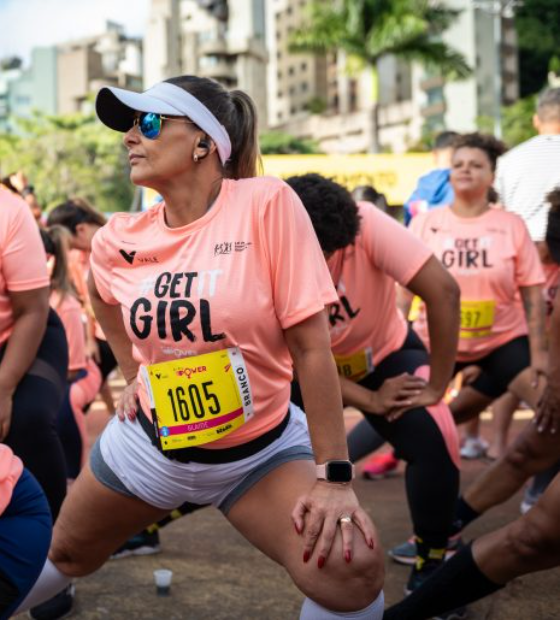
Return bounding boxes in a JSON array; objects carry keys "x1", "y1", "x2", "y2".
[{"x1": 198, "y1": 139, "x2": 210, "y2": 150}]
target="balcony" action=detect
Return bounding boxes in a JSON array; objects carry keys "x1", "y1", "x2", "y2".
[
  {"x1": 421, "y1": 101, "x2": 446, "y2": 118},
  {"x1": 198, "y1": 59, "x2": 237, "y2": 82},
  {"x1": 199, "y1": 38, "x2": 229, "y2": 57},
  {"x1": 420, "y1": 75, "x2": 445, "y2": 91}
]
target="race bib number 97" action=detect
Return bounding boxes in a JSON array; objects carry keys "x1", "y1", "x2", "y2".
[
  {"x1": 459, "y1": 300, "x2": 495, "y2": 339},
  {"x1": 141, "y1": 347, "x2": 254, "y2": 450}
]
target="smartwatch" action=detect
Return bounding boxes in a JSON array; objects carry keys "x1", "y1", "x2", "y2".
[{"x1": 316, "y1": 460, "x2": 355, "y2": 483}]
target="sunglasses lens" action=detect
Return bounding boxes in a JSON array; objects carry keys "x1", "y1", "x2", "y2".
[{"x1": 139, "y1": 112, "x2": 161, "y2": 139}]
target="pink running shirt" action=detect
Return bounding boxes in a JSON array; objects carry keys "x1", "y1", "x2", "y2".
[
  {"x1": 410, "y1": 206, "x2": 545, "y2": 361},
  {"x1": 90, "y1": 177, "x2": 337, "y2": 448},
  {"x1": 328, "y1": 202, "x2": 432, "y2": 375},
  {"x1": 0, "y1": 188, "x2": 49, "y2": 345},
  {"x1": 50, "y1": 292, "x2": 87, "y2": 372},
  {"x1": 0, "y1": 445, "x2": 23, "y2": 515}
]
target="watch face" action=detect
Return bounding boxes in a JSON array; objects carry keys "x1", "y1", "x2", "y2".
[{"x1": 326, "y1": 461, "x2": 353, "y2": 483}]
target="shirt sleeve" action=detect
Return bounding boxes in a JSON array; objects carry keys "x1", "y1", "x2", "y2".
[
  {"x1": 512, "y1": 215, "x2": 545, "y2": 287},
  {"x1": 259, "y1": 182, "x2": 338, "y2": 329},
  {"x1": 89, "y1": 224, "x2": 118, "y2": 305},
  {"x1": 2, "y1": 196, "x2": 49, "y2": 292},
  {"x1": 361, "y1": 204, "x2": 433, "y2": 286}
]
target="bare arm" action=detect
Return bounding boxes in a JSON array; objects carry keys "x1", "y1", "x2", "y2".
[
  {"x1": 88, "y1": 273, "x2": 140, "y2": 421},
  {"x1": 88, "y1": 273, "x2": 138, "y2": 383},
  {"x1": 285, "y1": 311, "x2": 348, "y2": 462},
  {"x1": 520, "y1": 284, "x2": 547, "y2": 386},
  {"x1": 535, "y1": 292, "x2": 560, "y2": 434},
  {"x1": 285, "y1": 311, "x2": 377, "y2": 561},
  {"x1": 407, "y1": 256, "x2": 460, "y2": 398},
  {"x1": 0, "y1": 287, "x2": 50, "y2": 439}
]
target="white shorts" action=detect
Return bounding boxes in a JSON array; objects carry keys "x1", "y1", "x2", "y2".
[{"x1": 95, "y1": 403, "x2": 314, "y2": 513}]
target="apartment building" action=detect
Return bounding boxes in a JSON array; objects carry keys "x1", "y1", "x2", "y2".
[
  {"x1": 268, "y1": 0, "x2": 519, "y2": 153},
  {"x1": 144, "y1": 0, "x2": 268, "y2": 127}
]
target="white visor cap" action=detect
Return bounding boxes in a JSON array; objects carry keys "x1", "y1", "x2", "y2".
[{"x1": 95, "y1": 81, "x2": 232, "y2": 165}]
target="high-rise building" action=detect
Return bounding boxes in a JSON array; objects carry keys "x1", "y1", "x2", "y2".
[
  {"x1": 267, "y1": 0, "x2": 519, "y2": 153},
  {"x1": 143, "y1": 0, "x2": 268, "y2": 128},
  {"x1": 57, "y1": 21, "x2": 143, "y2": 114}
]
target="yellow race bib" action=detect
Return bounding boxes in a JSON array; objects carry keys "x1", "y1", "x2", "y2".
[
  {"x1": 334, "y1": 347, "x2": 374, "y2": 382},
  {"x1": 141, "y1": 347, "x2": 254, "y2": 450},
  {"x1": 459, "y1": 300, "x2": 495, "y2": 339}
]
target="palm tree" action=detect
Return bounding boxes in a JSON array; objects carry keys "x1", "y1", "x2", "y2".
[{"x1": 290, "y1": 0, "x2": 471, "y2": 151}]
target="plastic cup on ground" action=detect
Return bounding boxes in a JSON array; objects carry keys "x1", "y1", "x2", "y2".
[{"x1": 154, "y1": 569, "x2": 173, "y2": 596}]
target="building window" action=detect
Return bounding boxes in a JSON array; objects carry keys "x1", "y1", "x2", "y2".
[
  {"x1": 278, "y1": 112, "x2": 283, "y2": 121},
  {"x1": 301, "y1": 62, "x2": 307, "y2": 71},
  {"x1": 288, "y1": 66, "x2": 295, "y2": 76},
  {"x1": 277, "y1": 51, "x2": 282, "y2": 60},
  {"x1": 301, "y1": 82, "x2": 308, "y2": 92},
  {"x1": 277, "y1": 70, "x2": 282, "y2": 79},
  {"x1": 290, "y1": 106, "x2": 296, "y2": 115},
  {"x1": 277, "y1": 91, "x2": 283, "y2": 98},
  {"x1": 289, "y1": 86, "x2": 295, "y2": 95}
]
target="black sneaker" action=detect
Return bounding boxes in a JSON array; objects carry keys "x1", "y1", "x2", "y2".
[
  {"x1": 110, "y1": 529, "x2": 161, "y2": 560},
  {"x1": 29, "y1": 584, "x2": 75, "y2": 620}
]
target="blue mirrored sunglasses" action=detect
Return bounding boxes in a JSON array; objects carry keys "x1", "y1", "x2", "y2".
[{"x1": 132, "y1": 112, "x2": 194, "y2": 139}]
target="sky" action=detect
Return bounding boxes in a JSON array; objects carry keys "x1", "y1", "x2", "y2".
[{"x1": 0, "y1": 0, "x2": 151, "y2": 63}]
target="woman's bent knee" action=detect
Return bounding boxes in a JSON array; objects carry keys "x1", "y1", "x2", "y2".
[{"x1": 293, "y1": 541, "x2": 384, "y2": 612}]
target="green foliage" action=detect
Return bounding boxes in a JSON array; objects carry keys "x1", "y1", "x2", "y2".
[
  {"x1": 0, "y1": 111, "x2": 132, "y2": 212},
  {"x1": 515, "y1": 0, "x2": 560, "y2": 96},
  {"x1": 290, "y1": 0, "x2": 471, "y2": 81},
  {"x1": 305, "y1": 96, "x2": 328, "y2": 115},
  {"x1": 477, "y1": 96, "x2": 537, "y2": 149},
  {"x1": 259, "y1": 131, "x2": 322, "y2": 154}
]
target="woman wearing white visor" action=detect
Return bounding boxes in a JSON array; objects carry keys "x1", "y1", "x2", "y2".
[{"x1": 17, "y1": 77, "x2": 384, "y2": 619}]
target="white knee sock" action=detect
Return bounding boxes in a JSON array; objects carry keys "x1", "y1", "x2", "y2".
[
  {"x1": 16, "y1": 558, "x2": 72, "y2": 612},
  {"x1": 300, "y1": 591, "x2": 384, "y2": 619}
]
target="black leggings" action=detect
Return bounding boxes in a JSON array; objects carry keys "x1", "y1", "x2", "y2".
[
  {"x1": 96, "y1": 337, "x2": 117, "y2": 382},
  {"x1": 293, "y1": 329, "x2": 460, "y2": 548},
  {"x1": 3, "y1": 309, "x2": 69, "y2": 520}
]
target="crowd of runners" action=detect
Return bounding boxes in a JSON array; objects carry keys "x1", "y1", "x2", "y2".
[{"x1": 0, "y1": 75, "x2": 559, "y2": 620}]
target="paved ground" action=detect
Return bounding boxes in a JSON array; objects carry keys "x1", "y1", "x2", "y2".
[{"x1": 20, "y1": 382, "x2": 560, "y2": 620}]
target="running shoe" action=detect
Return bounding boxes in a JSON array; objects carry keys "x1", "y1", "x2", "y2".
[
  {"x1": 361, "y1": 452, "x2": 399, "y2": 479},
  {"x1": 459, "y1": 436, "x2": 489, "y2": 460},
  {"x1": 110, "y1": 530, "x2": 161, "y2": 560},
  {"x1": 389, "y1": 534, "x2": 463, "y2": 566},
  {"x1": 29, "y1": 584, "x2": 75, "y2": 620}
]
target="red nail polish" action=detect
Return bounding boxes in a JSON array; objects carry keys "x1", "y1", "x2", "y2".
[
  {"x1": 368, "y1": 539, "x2": 375, "y2": 549},
  {"x1": 345, "y1": 550, "x2": 352, "y2": 563},
  {"x1": 294, "y1": 523, "x2": 301, "y2": 535},
  {"x1": 303, "y1": 551, "x2": 310, "y2": 563},
  {"x1": 318, "y1": 556, "x2": 325, "y2": 569}
]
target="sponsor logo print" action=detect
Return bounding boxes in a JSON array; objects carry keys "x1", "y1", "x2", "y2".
[
  {"x1": 120, "y1": 249, "x2": 137, "y2": 264},
  {"x1": 214, "y1": 241, "x2": 252, "y2": 256},
  {"x1": 119, "y1": 249, "x2": 159, "y2": 265}
]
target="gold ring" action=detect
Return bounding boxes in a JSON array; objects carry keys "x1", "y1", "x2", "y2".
[{"x1": 339, "y1": 516, "x2": 352, "y2": 525}]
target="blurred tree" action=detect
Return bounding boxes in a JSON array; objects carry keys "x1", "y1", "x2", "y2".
[
  {"x1": 515, "y1": 0, "x2": 560, "y2": 97},
  {"x1": 477, "y1": 95, "x2": 537, "y2": 148},
  {"x1": 0, "y1": 111, "x2": 132, "y2": 212},
  {"x1": 260, "y1": 131, "x2": 322, "y2": 154},
  {"x1": 289, "y1": 0, "x2": 471, "y2": 151}
]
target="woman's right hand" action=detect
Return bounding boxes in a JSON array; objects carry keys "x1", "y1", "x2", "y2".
[
  {"x1": 365, "y1": 373, "x2": 426, "y2": 415},
  {"x1": 116, "y1": 379, "x2": 139, "y2": 422}
]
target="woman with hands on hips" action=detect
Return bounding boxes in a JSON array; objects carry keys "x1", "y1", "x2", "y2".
[
  {"x1": 286, "y1": 173, "x2": 461, "y2": 594},
  {"x1": 16, "y1": 76, "x2": 384, "y2": 620}
]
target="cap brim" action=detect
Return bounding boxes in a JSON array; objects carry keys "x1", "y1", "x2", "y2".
[{"x1": 95, "y1": 87, "x2": 184, "y2": 132}]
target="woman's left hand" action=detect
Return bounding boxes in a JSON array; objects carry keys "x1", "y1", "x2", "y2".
[{"x1": 292, "y1": 481, "x2": 376, "y2": 567}]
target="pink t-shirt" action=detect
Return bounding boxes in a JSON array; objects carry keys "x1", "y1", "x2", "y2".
[
  {"x1": 327, "y1": 202, "x2": 432, "y2": 375},
  {"x1": 0, "y1": 188, "x2": 49, "y2": 345},
  {"x1": 0, "y1": 445, "x2": 23, "y2": 516},
  {"x1": 90, "y1": 177, "x2": 337, "y2": 448},
  {"x1": 50, "y1": 291, "x2": 86, "y2": 372},
  {"x1": 411, "y1": 206, "x2": 545, "y2": 361}
]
